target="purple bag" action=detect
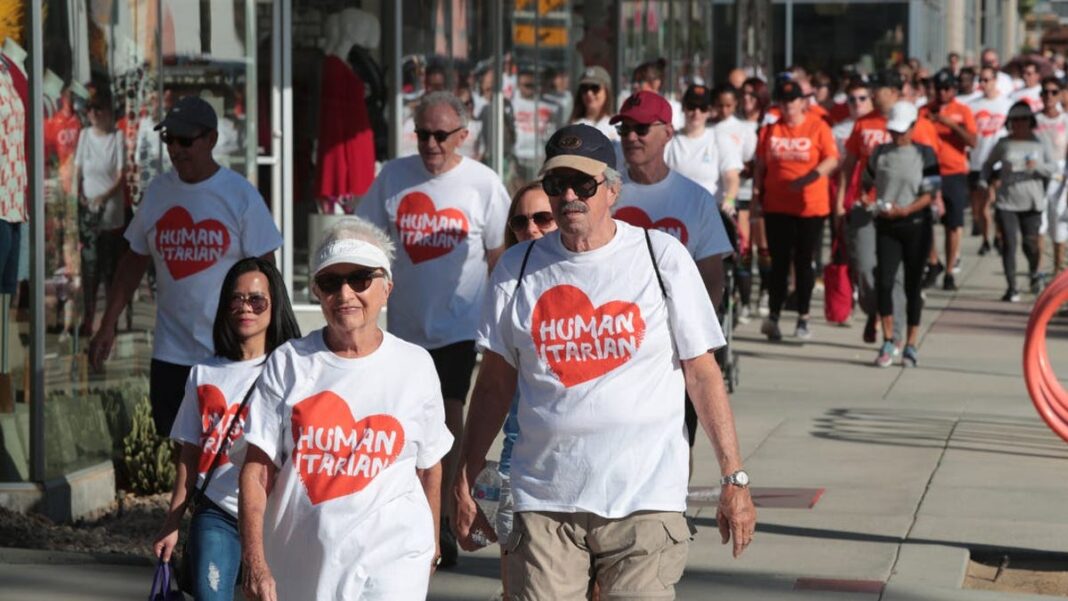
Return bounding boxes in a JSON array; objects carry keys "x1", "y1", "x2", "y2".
[{"x1": 148, "y1": 559, "x2": 185, "y2": 601}]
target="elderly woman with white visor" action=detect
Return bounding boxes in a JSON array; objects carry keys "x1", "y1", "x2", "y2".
[{"x1": 237, "y1": 217, "x2": 453, "y2": 601}]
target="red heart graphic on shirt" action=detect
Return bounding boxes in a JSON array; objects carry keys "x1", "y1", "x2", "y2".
[
  {"x1": 291, "y1": 391, "x2": 406, "y2": 506},
  {"x1": 155, "y1": 206, "x2": 231, "y2": 280},
  {"x1": 195, "y1": 384, "x2": 249, "y2": 474},
  {"x1": 531, "y1": 285, "x2": 646, "y2": 388},
  {"x1": 614, "y1": 207, "x2": 689, "y2": 245},
  {"x1": 396, "y1": 192, "x2": 469, "y2": 264},
  {"x1": 974, "y1": 110, "x2": 1006, "y2": 138}
]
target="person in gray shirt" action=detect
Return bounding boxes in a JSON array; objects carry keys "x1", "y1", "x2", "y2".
[
  {"x1": 864, "y1": 101, "x2": 940, "y2": 367},
  {"x1": 978, "y1": 101, "x2": 1057, "y2": 301}
]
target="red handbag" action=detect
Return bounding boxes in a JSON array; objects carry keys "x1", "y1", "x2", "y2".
[{"x1": 823, "y1": 225, "x2": 853, "y2": 324}]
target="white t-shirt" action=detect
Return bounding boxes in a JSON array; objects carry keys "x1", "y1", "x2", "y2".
[
  {"x1": 615, "y1": 170, "x2": 734, "y2": 260},
  {"x1": 715, "y1": 116, "x2": 759, "y2": 201},
  {"x1": 356, "y1": 156, "x2": 509, "y2": 349},
  {"x1": 996, "y1": 71, "x2": 1016, "y2": 97},
  {"x1": 1036, "y1": 111, "x2": 1068, "y2": 161},
  {"x1": 170, "y1": 355, "x2": 263, "y2": 517},
  {"x1": 968, "y1": 95, "x2": 1012, "y2": 172},
  {"x1": 125, "y1": 168, "x2": 283, "y2": 365},
  {"x1": 74, "y1": 128, "x2": 125, "y2": 231},
  {"x1": 663, "y1": 129, "x2": 743, "y2": 199},
  {"x1": 236, "y1": 330, "x2": 453, "y2": 601},
  {"x1": 1011, "y1": 85, "x2": 1043, "y2": 112},
  {"x1": 832, "y1": 117, "x2": 856, "y2": 157},
  {"x1": 511, "y1": 95, "x2": 562, "y2": 161},
  {"x1": 958, "y1": 90, "x2": 983, "y2": 105},
  {"x1": 668, "y1": 97, "x2": 685, "y2": 129},
  {"x1": 574, "y1": 115, "x2": 619, "y2": 141},
  {"x1": 476, "y1": 223, "x2": 724, "y2": 518}
]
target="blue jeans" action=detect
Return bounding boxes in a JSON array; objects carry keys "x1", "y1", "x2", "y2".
[{"x1": 188, "y1": 500, "x2": 241, "y2": 601}]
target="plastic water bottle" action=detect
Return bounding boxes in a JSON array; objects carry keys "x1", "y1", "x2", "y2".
[{"x1": 469, "y1": 460, "x2": 501, "y2": 548}]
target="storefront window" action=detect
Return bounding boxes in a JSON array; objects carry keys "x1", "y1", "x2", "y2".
[{"x1": 789, "y1": 3, "x2": 908, "y2": 74}]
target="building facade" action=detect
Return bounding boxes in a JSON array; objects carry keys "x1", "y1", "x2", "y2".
[{"x1": 0, "y1": 0, "x2": 1021, "y2": 519}]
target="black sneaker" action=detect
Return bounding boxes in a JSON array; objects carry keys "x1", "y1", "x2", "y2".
[
  {"x1": 978, "y1": 240, "x2": 991, "y2": 256},
  {"x1": 1031, "y1": 272, "x2": 1047, "y2": 295},
  {"x1": 922, "y1": 263, "x2": 944, "y2": 289},
  {"x1": 942, "y1": 274, "x2": 957, "y2": 291},
  {"x1": 863, "y1": 314, "x2": 877, "y2": 344}
]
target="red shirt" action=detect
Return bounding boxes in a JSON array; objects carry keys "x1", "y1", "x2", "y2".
[
  {"x1": 919, "y1": 100, "x2": 976, "y2": 176},
  {"x1": 844, "y1": 112, "x2": 941, "y2": 205}
]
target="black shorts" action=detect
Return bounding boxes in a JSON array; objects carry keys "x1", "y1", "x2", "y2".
[
  {"x1": 736, "y1": 198, "x2": 752, "y2": 211},
  {"x1": 941, "y1": 174, "x2": 969, "y2": 229},
  {"x1": 428, "y1": 340, "x2": 478, "y2": 403},
  {"x1": 150, "y1": 359, "x2": 193, "y2": 436},
  {"x1": 967, "y1": 171, "x2": 981, "y2": 190}
]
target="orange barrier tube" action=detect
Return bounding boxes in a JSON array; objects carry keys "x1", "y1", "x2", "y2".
[{"x1": 1023, "y1": 270, "x2": 1068, "y2": 443}]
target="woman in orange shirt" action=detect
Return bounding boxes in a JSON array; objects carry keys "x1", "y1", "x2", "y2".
[{"x1": 754, "y1": 78, "x2": 840, "y2": 341}]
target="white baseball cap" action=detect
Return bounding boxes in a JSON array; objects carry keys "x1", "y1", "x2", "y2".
[
  {"x1": 886, "y1": 101, "x2": 918, "y2": 134},
  {"x1": 312, "y1": 238, "x2": 392, "y2": 280}
]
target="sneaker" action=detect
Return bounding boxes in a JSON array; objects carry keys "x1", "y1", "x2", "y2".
[
  {"x1": 761, "y1": 317, "x2": 783, "y2": 341},
  {"x1": 902, "y1": 345, "x2": 919, "y2": 367},
  {"x1": 921, "y1": 262, "x2": 944, "y2": 289},
  {"x1": 1002, "y1": 288, "x2": 1021, "y2": 303},
  {"x1": 952, "y1": 258, "x2": 962, "y2": 275},
  {"x1": 942, "y1": 274, "x2": 957, "y2": 291},
  {"x1": 863, "y1": 314, "x2": 877, "y2": 344},
  {"x1": 794, "y1": 319, "x2": 812, "y2": 340},
  {"x1": 874, "y1": 340, "x2": 900, "y2": 368},
  {"x1": 978, "y1": 240, "x2": 991, "y2": 256},
  {"x1": 737, "y1": 304, "x2": 752, "y2": 325},
  {"x1": 1030, "y1": 272, "x2": 1047, "y2": 295}
]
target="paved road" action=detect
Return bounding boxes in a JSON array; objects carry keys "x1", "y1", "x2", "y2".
[{"x1": 3, "y1": 230, "x2": 1066, "y2": 600}]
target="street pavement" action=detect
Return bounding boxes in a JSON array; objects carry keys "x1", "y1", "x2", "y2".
[{"x1": 3, "y1": 230, "x2": 1067, "y2": 600}]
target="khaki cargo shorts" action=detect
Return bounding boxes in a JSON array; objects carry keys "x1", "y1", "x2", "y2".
[{"x1": 502, "y1": 510, "x2": 694, "y2": 600}]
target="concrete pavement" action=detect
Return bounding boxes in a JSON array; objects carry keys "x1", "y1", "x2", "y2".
[{"x1": 3, "y1": 230, "x2": 1067, "y2": 600}]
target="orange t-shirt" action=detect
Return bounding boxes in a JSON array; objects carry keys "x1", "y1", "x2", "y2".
[
  {"x1": 919, "y1": 100, "x2": 976, "y2": 175},
  {"x1": 844, "y1": 112, "x2": 942, "y2": 205},
  {"x1": 758, "y1": 112, "x2": 839, "y2": 217}
]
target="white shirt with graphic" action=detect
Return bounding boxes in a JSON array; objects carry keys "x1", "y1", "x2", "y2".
[
  {"x1": 615, "y1": 170, "x2": 734, "y2": 260},
  {"x1": 715, "y1": 116, "x2": 759, "y2": 201},
  {"x1": 125, "y1": 168, "x2": 283, "y2": 365},
  {"x1": 357, "y1": 155, "x2": 509, "y2": 349},
  {"x1": 476, "y1": 222, "x2": 724, "y2": 518},
  {"x1": 663, "y1": 129, "x2": 743, "y2": 200},
  {"x1": 511, "y1": 95, "x2": 563, "y2": 161},
  {"x1": 170, "y1": 355, "x2": 263, "y2": 517},
  {"x1": 1036, "y1": 111, "x2": 1068, "y2": 162},
  {"x1": 968, "y1": 95, "x2": 1012, "y2": 172},
  {"x1": 1011, "y1": 85, "x2": 1043, "y2": 112},
  {"x1": 236, "y1": 330, "x2": 453, "y2": 601}
]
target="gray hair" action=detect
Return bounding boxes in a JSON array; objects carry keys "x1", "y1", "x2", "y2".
[
  {"x1": 414, "y1": 91, "x2": 469, "y2": 128},
  {"x1": 316, "y1": 216, "x2": 396, "y2": 271},
  {"x1": 603, "y1": 166, "x2": 622, "y2": 191}
]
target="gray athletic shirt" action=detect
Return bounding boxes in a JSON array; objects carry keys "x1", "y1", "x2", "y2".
[
  {"x1": 863, "y1": 143, "x2": 941, "y2": 209},
  {"x1": 978, "y1": 136, "x2": 1057, "y2": 212}
]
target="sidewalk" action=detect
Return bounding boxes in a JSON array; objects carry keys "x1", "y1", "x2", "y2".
[{"x1": 2, "y1": 231, "x2": 1066, "y2": 600}]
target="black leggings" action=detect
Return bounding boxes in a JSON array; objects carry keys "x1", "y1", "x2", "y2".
[
  {"x1": 764, "y1": 213, "x2": 825, "y2": 318},
  {"x1": 876, "y1": 216, "x2": 927, "y2": 328},
  {"x1": 995, "y1": 209, "x2": 1042, "y2": 290}
]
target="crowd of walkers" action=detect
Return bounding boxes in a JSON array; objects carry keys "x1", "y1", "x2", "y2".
[{"x1": 85, "y1": 46, "x2": 1068, "y2": 601}]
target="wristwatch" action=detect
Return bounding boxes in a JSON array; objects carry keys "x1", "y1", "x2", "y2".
[{"x1": 720, "y1": 469, "x2": 751, "y2": 488}]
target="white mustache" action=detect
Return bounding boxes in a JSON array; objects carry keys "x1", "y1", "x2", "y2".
[{"x1": 560, "y1": 201, "x2": 589, "y2": 213}]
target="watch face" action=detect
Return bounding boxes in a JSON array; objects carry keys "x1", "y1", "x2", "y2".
[{"x1": 734, "y1": 471, "x2": 750, "y2": 487}]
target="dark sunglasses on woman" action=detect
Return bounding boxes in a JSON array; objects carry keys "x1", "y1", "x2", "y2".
[
  {"x1": 315, "y1": 269, "x2": 386, "y2": 294},
  {"x1": 542, "y1": 172, "x2": 605, "y2": 199},
  {"x1": 579, "y1": 84, "x2": 602, "y2": 94},
  {"x1": 509, "y1": 211, "x2": 555, "y2": 232},
  {"x1": 229, "y1": 293, "x2": 270, "y2": 315}
]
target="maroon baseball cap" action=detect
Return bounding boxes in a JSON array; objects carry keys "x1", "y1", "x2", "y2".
[{"x1": 610, "y1": 91, "x2": 673, "y2": 125}]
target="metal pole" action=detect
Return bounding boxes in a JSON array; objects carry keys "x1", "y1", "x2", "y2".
[
  {"x1": 28, "y1": 0, "x2": 45, "y2": 482},
  {"x1": 281, "y1": 0, "x2": 293, "y2": 294},
  {"x1": 785, "y1": 0, "x2": 793, "y2": 69},
  {"x1": 491, "y1": 0, "x2": 504, "y2": 176},
  {"x1": 391, "y1": 1, "x2": 403, "y2": 160}
]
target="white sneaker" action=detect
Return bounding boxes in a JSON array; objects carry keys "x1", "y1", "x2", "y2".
[{"x1": 737, "y1": 305, "x2": 752, "y2": 324}]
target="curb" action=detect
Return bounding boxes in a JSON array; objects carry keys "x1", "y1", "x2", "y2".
[{"x1": 0, "y1": 546, "x2": 153, "y2": 567}]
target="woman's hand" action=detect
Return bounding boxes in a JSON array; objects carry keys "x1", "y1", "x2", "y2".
[
  {"x1": 242, "y1": 557, "x2": 278, "y2": 601},
  {"x1": 152, "y1": 526, "x2": 179, "y2": 563}
]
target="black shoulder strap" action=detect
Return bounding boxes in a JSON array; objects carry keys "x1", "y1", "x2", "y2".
[
  {"x1": 514, "y1": 239, "x2": 537, "y2": 293},
  {"x1": 190, "y1": 377, "x2": 259, "y2": 507},
  {"x1": 644, "y1": 228, "x2": 668, "y2": 300}
]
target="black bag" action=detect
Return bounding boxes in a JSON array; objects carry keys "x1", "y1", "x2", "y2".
[{"x1": 175, "y1": 383, "x2": 257, "y2": 594}]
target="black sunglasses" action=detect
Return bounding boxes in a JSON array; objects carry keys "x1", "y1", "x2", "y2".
[
  {"x1": 615, "y1": 122, "x2": 663, "y2": 137},
  {"x1": 542, "y1": 172, "x2": 605, "y2": 199},
  {"x1": 580, "y1": 84, "x2": 602, "y2": 94},
  {"x1": 415, "y1": 126, "x2": 464, "y2": 143},
  {"x1": 314, "y1": 269, "x2": 385, "y2": 294},
  {"x1": 162, "y1": 130, "x2": 209, "y2": 148},
  {"x1": 229, "y1": 293, "x2": 270, "y2": 315},
  {"x1": 1043, "y1": 88, "x2": 1061, "y2": 96},
  {"x1": 509, "y1": 211, "x2": 555, "y2": 232},
  {"x1": 847, "y1": 95, "x2": 870, "y2": 104}
]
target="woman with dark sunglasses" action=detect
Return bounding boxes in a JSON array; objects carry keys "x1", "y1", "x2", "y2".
[
  {"x1": 238, "y1": 218, "x2": 454, "y2": 601},
  {"x1": 153, "y1": 258, "x2": 300, "y2": 601},
  {"x1": 569, "y1": 66, "x2": 618, "y2": 142}
]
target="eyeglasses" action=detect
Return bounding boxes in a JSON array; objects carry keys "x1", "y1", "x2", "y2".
[
  {"x1": 1043, "y1": 88, "x2": 1061, "y2": 96},
  {"x1": 847, "y1": 95, "x2": 870, "y2": 104},
  {"x1": 509, "y1": 211, "x2": 555, "y2": 232},
  {"x1": 615, "y1": 122, "x2": 664, "y2": 137},
  {"x1": 580, "y1": 84, "x2": 602, "y2": 94},
  {"x1": 314, "y1": 269, "x2": 386, "y2": 294},
  {"x1": 162, "y1": 130, "x2": 208, "y2": 148},
  {"x1": 229, "y1": 293, "x2": 270, "y2": 315},
  {"x1": 542, "y1": 172, "x2": 605, "y2": 199},
  {"x1": 414, "y1": 126, "x2": 465, "y2": 143},
  {"x1": 683, "y1": 103, "x2": 709, "y2": 112},
  {"x1": 978, "y1": 78, "x2": 991, "y2": 83}
]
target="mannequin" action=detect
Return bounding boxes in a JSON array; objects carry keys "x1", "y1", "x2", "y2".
[
  {"x1": 42, "y1": 70, "x2": 63, "y2": 116},
  {"x1": 0, "y1": 38, "x2": 26, "y2": 412},
  {"x1": 315, "y1": 8, "x2": 376, "y2": 214},
  {"x1": 347, "y1": 11, "x2": 387, "y2": 159}
]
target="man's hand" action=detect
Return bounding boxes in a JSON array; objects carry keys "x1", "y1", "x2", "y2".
[
  {"x1": 242, "y1": 557, "x2": 278, "y2": 601},
  {"x1": 451, "y1": 465, "x2": 498, "y2": 551},
  {"x1": 89, "y1": 325, "x2": 117, "y2": 371},
  {"x1": 716, "y1": 484, "x2": 757, "y2": 558}
]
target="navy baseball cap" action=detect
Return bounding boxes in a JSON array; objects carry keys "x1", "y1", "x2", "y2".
[
  {"x1": 541, "y1": 124, "x2": 617, "y2": 176},
  {"x1": 774, "y1": 78, "x2": 804, "y2": 102},
  {"x1": 871, "y1": 69, "x2": 905, "y2": 90},
  {"x1": 154, "y1": 96, "x2": 218, "y2": 137},
  {"x1": 933, "y1": 69, "x2": 957, "y2": 89}
]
